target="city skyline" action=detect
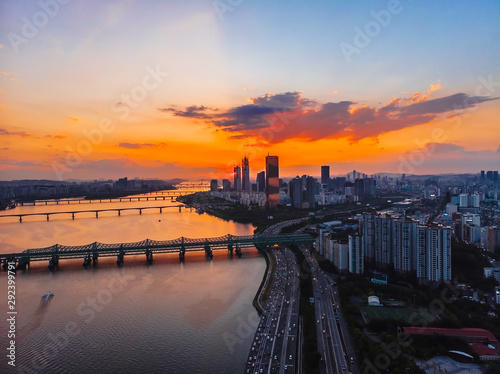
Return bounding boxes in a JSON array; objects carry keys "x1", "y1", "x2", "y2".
[{"x1": 1, "y1": 1, "x2": 499, "y2": 181}]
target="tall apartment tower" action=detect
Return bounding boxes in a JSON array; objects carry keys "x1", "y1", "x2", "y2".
[
  {"x1": 375, "y1": 214, "x2": 393, "y2": 266},
  {"x1": 233, "y1": 165, "x2": 242, "y2": 192},
  {"x1": 242, "y1": 156, "x2": 250, "y2": 191},
  {"x1": 321, "y1": 165, "x2": 330, "y2": 187},
  {"x1": 289, "y1": 176, "x2": 302, "y2": 209},
  {"x1": 362, "y1": 213, "x2": 376, "y2": 263},
  {"x1": 266, "y1": 155, "x2": 279, "y2": 208},
  {"x1": 392, "y1": 217, "x2": 418, "y2": 273},
  {"x1": 256, "y1": 171, "x2": 265, "y2": 193},
  {"x1": 348, "y1": 234, "x2": 364, "y2": 274},
  {"x1": 416, "y1": 224, "x2": 451, "y2": 285}
]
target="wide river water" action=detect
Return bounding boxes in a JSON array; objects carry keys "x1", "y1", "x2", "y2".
[{"x1": 0, "y1": 190, "x2": 265, "y2": 373}]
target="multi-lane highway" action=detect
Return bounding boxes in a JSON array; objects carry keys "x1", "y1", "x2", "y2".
[
  {"x1": 245, "y1": 245, "x2": 300, "y2": 373},
  {"x1": 301, "y1": 245, "x2": 358, "y2": 374},
  {"x1": 245, "y1": 218, "x2": 358, "y2": 374}
]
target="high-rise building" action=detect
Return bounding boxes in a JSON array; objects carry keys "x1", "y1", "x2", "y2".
[
  {"x1": 480, "y1": 170, "x2": 485, "y2": 183},
  {"x1": 375, "y1": 214, "x2": 393, "y2": 266},
  {"x1": 416, "y1": 224, "x2": 451, "y2": 285},
  {"x1": 321, "y1": 166, "x2": 330, "y2": 187},
  {"x1": 233, "y1": 166, "x2": 241, "y2": 192},
  {"x1": 266, "y1": 155, "x2": 279, "y2": 208},
  {"x1": 289, "y1": 176, "x2": 302, "y2": 209},
  {"x1": 306, "y1": 176, "x2": 317, "y2": 208},
  {"x1": 487, "y1": 227, "x2": 500, "y2": 252},
  {"x1": 362, "y1": 214, "x2": 376, "y2": 263},
  {"x1": 222, "y1": 179, "x2": 231, "y2": 192},
  {"x1": 210, "y1": 179, "x2": 218, "y2": 192},
  {"x1": 354, "y1": 178, "x2": 365, "y2": 202},
  {"x1": 242, "y1": 156, "x2": 250, "y2": 191},
  {"x1": 392, "y1": 217, "x2": 418, "y2": 273},
  {"x1": 256, "y1": 171, "x2": 265, "y2": 193},
  {"x1": 348, "y1": 234, "x2": 364, "y2": 274}
]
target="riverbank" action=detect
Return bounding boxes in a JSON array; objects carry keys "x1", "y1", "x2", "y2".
[{"x1": 177, "y1": 192, "x2": 311, "y2": 233}]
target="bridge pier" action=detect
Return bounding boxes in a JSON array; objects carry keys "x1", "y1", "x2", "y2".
[
  {"x1": 48, "y1": 255, "x2": 59, "y2": 271},
  {"x1": 46, "y1": 214, "x2": 50, "y2": 221},
  {"x1": 139, "y1": 209, "x2": 142, "y2": 215},
  {"x1": 235, "y1": 245, "x2": 242, "y2": 257},
  {"x1": 93, "y1": 252, "x2": 99, "y2": 266},
  {"x1": 118, "y1": 210, "x2": 121, "y2": 216},
  {"x1": 72, "y1": 213, "x2": 75, "y2": 219},
  {"x1": 19, "y1": 216, "x2": 22, "y2": 223},
  {"x1": 2, "y1": 257, "x2": 16, "y2": 271},
  {"x1": 159, "y1": 208, "x2": 162, "y2": 213},
  {"x1": 117, "y1": 250, "x2": 124, "y2": 265},
  {"x1": 95, "y1": 211, "x2": 98, "y2": 218},
  {"x1": 145, "y1": 249, "x2": 153, "y2": 263},
  {"x1": 17, "y1": 257, "x2": 29, "y2": 270},
  {"x1": 179, "y1": 250, "x2": 185, "y2": 262},
  {"x1": 228, "y1": 243, "x2": 233, "y2": 254},
  {"x1": 204, "y1": 245, "x2": 213, "y2": 260},
  {"x1": 83, "y1": 254, "x2": 92, "y2": 267}
]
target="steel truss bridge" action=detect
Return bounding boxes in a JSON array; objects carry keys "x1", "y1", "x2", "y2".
[{"x1": 1, "y1": 233, "x2": 314, "y2": 270}]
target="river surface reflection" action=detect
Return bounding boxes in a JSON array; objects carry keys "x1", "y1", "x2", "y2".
[{"x1": 0, "y1": 192, "x2": 264, "y2": 373}]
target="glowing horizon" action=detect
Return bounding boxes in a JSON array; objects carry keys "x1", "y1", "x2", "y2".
[{"x1": 1, "y1": 1, "x2": 499, "y2": 181}]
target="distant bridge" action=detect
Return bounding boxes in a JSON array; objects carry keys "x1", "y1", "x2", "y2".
[
  {"x1": 16, "y1": 191, "x2": 199, "y2": 206},
  {"x1": 0, "y1": 233, "x2": 314, "y2": 270},
  {"x1": 0, "y1": 205, "x2": 184, "y2": 222}
]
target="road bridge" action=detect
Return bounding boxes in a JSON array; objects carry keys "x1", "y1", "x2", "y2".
[
  {"x1": 0, "y1": 205, "x2": 184, "y2": 222},
  {"x1": 0, "y1": 233, "x2": 315, "y2": 270}
]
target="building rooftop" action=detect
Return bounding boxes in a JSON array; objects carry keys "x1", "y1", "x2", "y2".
[{"x1": 404, "y1": 327, "x2": 497, "y2": 343}]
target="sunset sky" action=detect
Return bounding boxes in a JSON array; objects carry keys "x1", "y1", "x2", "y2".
[{"x1": 0, "y1": 0, "x2": 499, "y2": 181}]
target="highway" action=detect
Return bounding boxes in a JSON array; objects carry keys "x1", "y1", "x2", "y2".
[
  {"x1": 301, "y1": 245, "x2": 359, "y2": 374},
  {"x1": 245, "y1": 218, "x2": 359, "y2": 374},
  {"x1": 245, "y1": 245, "x2": 300, "y2": 374}
]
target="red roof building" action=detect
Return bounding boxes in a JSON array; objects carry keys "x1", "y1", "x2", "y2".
[
  {"x1": 403, "y1": 327, "x2": 498, "y2": 344},
  {"x1": 469, "y1": 344, "x2": 500, "y2": 361}
]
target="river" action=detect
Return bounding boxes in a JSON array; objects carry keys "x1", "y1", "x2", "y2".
[{"x1": 0, "y1": 188, "x2": 265, "y2": 373}]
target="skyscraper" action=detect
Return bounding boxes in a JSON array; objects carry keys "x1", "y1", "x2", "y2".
[
  {"x1": 321, "y1": 165, "x2": 330, "y2": 186},
  {"x1": 266, "y1": 155, "x2": 279, "y2": 208},
  {"x1": 289, "y1": 176, "x2": 302, "y2": 209},
  {"x1": 306, "y1": 176, "x2": 316, "y2": 208},
  {"x1": 233, "y1": 165, "x2": 241, "y2": 192},
  {"x1": 256, "y1": 171, "x2": 265, "y2": 193},
  {"x1": 242, "y1": 156, "x2": 250, "y2": 191}
]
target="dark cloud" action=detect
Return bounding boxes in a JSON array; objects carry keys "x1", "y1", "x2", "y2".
[
  {"x1": 0, "y1": 158, "x2": 45, "y2": 167},
  {"x1": 0, "y1": 128, "x2": 31, "y2": 137},
  {"x1": 160, "y1": 91, "x2": 497, "y2": 144},
  {"x1": 118, "y1": 142, "x2": 160, "y2": 149},
  {"x1": 424, "y1": 143, "x2": 465, "y2": 153},
  {"x1": 251, "y1": 91, "x2": 302, "y2": 108},
  {"x1": 399, "y1": 93, "x2": 497, "y2": 115},
  {"x1": 44, "y1": 135, "x2": 66, "y2": 139},
  {"x1": 159, "y1": 105, "x2": 215, "y2": 119}
]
